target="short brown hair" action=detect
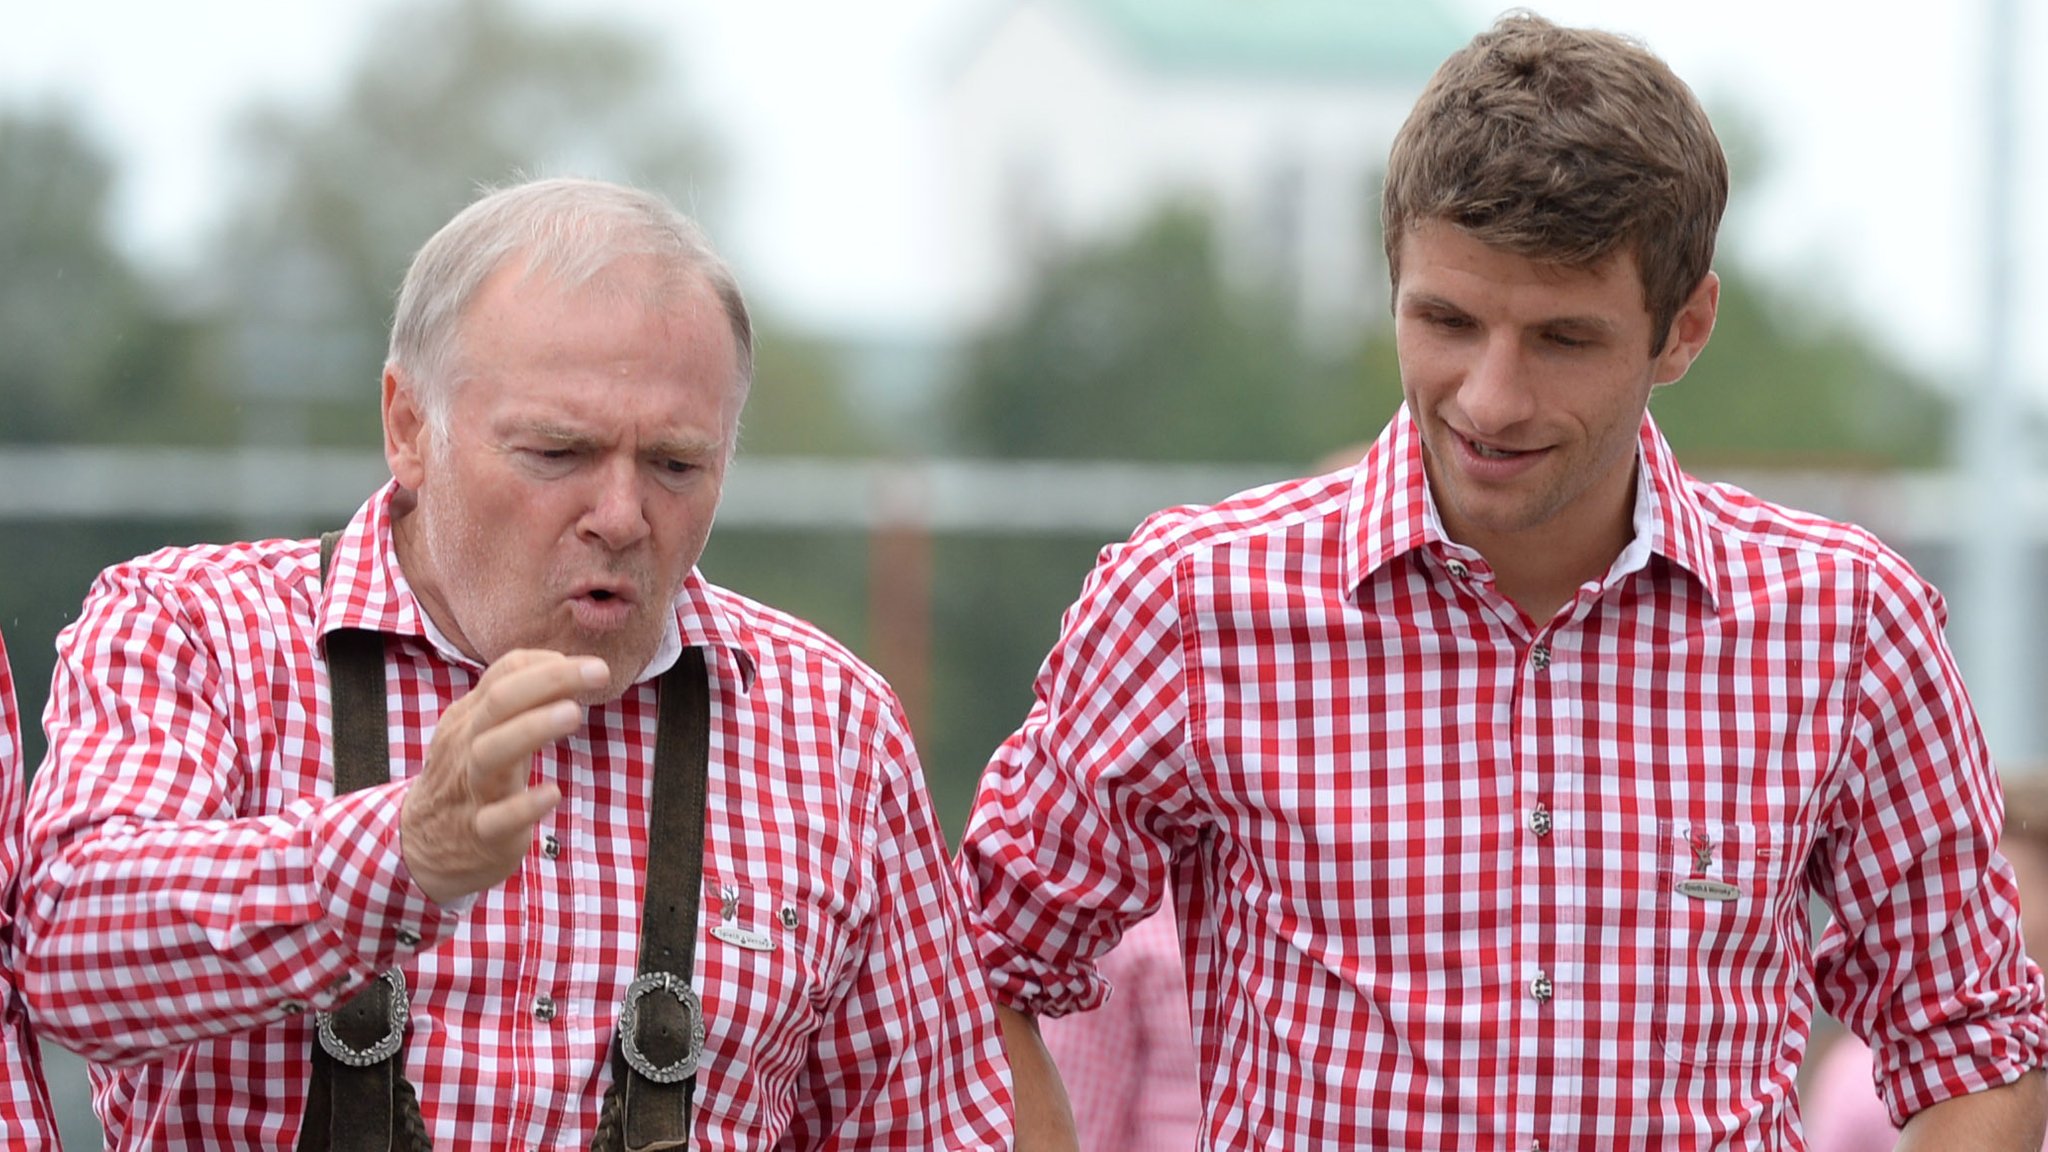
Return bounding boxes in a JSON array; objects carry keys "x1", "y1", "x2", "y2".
[{"x1": 1381, "y1": 10, "x2": 1727, "y2": 352}]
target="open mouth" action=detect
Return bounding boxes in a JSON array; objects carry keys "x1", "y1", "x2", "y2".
[
  {"x1": 571, "y1": 582, "x2": 636, "y2": 610},
  {"x1": 1462, "y1": 433, "x2": 1536, "y2": 460}
]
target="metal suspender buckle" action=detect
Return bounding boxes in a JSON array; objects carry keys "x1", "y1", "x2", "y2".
[
  {"x1": 617, "y1": 971, "x2": 706, "y2": 1084},
  {"x1": 316, "y1": 969, "x2": 411, "y2": 1067}
]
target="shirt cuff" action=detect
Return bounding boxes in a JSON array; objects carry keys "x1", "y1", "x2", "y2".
[{"x1": 309, "y1": 779, "x2": 460, "y2": 977}]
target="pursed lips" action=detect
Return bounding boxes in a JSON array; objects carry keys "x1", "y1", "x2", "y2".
[{"x1": 569, "y1": 579, "x2": 636, "y2": 605}]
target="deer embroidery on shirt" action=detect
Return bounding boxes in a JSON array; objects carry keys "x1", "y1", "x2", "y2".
[{"x1": 1676, "y1": 827, "x2": 1740, "y2": 902}]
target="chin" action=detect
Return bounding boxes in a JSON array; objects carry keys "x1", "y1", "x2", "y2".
[{"x1": 574, "y1": 680, "x2": 634, "y2": 708}]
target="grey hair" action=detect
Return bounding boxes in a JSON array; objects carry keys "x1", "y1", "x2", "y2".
[{"x1": 386, "y1": 176, "x2": 755, "y2": 434}]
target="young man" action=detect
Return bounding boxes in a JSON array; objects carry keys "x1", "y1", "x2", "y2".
[
  {"x1": 23, "y1": 178, "x2": 1011, "y2": 1149},
  {"x1": 959, "y1": 13, "x2": 2048, "y2": 1149},
  {"x1": 0, "y1": 631, "x2": 58, "y2": 1147}
]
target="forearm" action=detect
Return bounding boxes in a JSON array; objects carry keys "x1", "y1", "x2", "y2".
[
  {"x1": 999, "y1": 1004, "x2": 1079, "y2": 1152},
  {"x1": 20, "y1": 785, "x2": 444, "y2": 1063},
  {"x1": 1896, "y1": 1070, "x2": 2047, "y2": 1151}
]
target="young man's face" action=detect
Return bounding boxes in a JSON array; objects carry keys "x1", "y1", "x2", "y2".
[
  {"x1": 1393, "y1": 222, "x2": 1716, "y2": 567},
  {"x1": 384, "y1": 257, "x2": 743, "y2": 703}
]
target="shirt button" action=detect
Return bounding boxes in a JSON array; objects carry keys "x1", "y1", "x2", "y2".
[
  {"x1": 396, "y1": 928, "x2": 422, "y2": 947},
  {"x1": 1530, "y1": 643, "x2": 1552, "y2": 672},
  {"x1": 1531, "y1": 971, "x2": 1554, "y2": 1003},
  {"x1": 542, "y1": 834, "x2": 562, "y2": 860},
  {"x1": 1529, "y1": 803, "x2": 1553, "y2": 838},
  {"x1": 533, "y1": 994, "x2": 557, "y2": 1022},
  {"x1": 1446, "y1": 558, "x2": 1471, "y2": 580}
]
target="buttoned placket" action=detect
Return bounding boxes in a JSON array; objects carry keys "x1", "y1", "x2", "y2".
[
  {"x1": 512, "y1": 730, "x2": 583, "y2": 1151},
  {"x1": 1517, "y1": 620, "x2": 1566, "y2": 1149}
]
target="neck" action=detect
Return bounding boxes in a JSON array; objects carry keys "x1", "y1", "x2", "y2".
[
  {"x1": 1449, "y1": 478, "x2": 1638, "y2": 627},
  {"x1": 387, "y1": 486, "x2": 484, "y2": 662}
]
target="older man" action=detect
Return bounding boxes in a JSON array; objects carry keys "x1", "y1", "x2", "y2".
[{"x1": 22, "y1": 178, "x2": 1011, "y2": 1150}]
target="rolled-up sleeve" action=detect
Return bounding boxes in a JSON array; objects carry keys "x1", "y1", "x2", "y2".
[
  {"x1": 957, "y1": 512, "x2": 1202, "y2": 1019},
  {"x1": 1812, "y1": 556, "x2": 2048, "y2": 1123}
]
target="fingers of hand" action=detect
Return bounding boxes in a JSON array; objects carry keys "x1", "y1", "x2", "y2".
[
  {"x1": 463, "y1": 651, "x2": 610, "y2": 733},
  {"x1": 465, "y1": 700, "x2": 581, "y2": 801},
  {"x1": 474, "y1": 783, "x2": 562, "y2": 847}
]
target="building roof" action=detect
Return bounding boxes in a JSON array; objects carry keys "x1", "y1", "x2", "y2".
[{"x1": 1059, "y1": 0, "x2": 1472, "y2": 82}]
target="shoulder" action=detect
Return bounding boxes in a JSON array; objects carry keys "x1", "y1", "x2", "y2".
[
  {"x1": 1110, "y1": 469, "x2": 1353, "y2": 577},
  {"x1": 1686, "y1": 477, "x2": 1929, "y2": 598},
  {"x1": 696, "y1": 580, "x2": 898, "y2": 709},
  {"x1": 90, "y1": 536, "x2": 319, "y2": 608},
  {"x1": 67, "y1": 537, "x2": 322, "y2": 656}
]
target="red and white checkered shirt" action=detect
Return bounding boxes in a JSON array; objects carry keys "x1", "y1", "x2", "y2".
[
  {"x1": 959, "y1": 407, "x2": 2048, "y2": 1149},
  {"x1": 1039, "y1": 905, "x2": 1201, "y2": 1152},
  {"x1": 0, "y1": 633, "x2": 59, "y2": 1148},
  {"x1": 23, "y1": 482, "x2": 1012, "y2": 1151}
]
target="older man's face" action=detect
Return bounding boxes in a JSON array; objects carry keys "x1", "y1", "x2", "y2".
[{"x1": 385, "y1": 258, "x2": 742, "y2": 702}]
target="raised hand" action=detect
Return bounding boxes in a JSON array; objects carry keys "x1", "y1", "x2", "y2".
[{"x1": 400, "y1": 649, "x2": 608, "y2": 905}]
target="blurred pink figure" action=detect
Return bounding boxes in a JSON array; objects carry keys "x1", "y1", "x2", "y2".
[
  {"x1": 1803, "y1": 770, "x2": 2048, "y2": 1151},
  {"x1": 1039, "y1": 906, "x2": 1203, "y2": 1151}
]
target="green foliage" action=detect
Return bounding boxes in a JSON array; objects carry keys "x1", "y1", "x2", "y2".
[
  {"x1": 949, "y1": 204, "x2": 1402, "y2": 464},
  {"x1": 1654, "y1": 267, "x2": 1952, "y2": 467},
  {"x1": 0, "y1": 518, "x2": 242, "y2": 772},
  {"x1": 0, "y1": 109, "x2": 234, "y2": 444},
  {"x1": 739, "y1": 324, "x2": 885, "y2": 457},
  {"x1": 211, "y1": 0, "x2": 726, "y2": 445}
]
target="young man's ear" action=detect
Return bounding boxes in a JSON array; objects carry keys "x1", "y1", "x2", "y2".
[{"x1": 1652, "y1": 271, "x2": 1720, "y2": 387}]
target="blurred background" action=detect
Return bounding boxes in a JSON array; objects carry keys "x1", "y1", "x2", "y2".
[{"x1": 2, "y1": 0, "x2": 2042, "y2": 1145}]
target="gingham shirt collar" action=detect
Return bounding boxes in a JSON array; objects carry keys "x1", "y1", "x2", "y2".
[
  {"x1": 317, "y1": 479, "x2": 758, "y2": 693},
  {"x1": 1346, "y1": 406, "x2": 1726, "y2": 611}
]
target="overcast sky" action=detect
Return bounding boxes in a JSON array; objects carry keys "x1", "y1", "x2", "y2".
[{"x1": 2, "y1": 0, "x2": 2042, "y2": 389}]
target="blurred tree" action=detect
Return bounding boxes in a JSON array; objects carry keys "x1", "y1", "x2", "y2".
[
  {"x1": 210, "y1": 0, "x2": 726, "y2": 447},
  {"x1": 1656, "y1": 100, "x2": 1952, "y2": 468},
  {"x1": 740, "y1": 329, "x2": 883, "y2": 457},
  {"x1": 949, "y1": 203, "x2": 1400, "y2": 464},
  {"x1": 0, "y1": 107, "x2": 230, "y2": 444},
  {"x1": 1654, "y1": 269, "x2": 1952, "y2": 468}
]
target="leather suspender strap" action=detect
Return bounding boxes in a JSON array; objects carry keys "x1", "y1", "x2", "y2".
[
  {"x1": 308, "y1": 532, "x2": 715, "y2": 1152},
  {"x1": 614, "y1": 648, "x2": 712, "y2": 1152},
  {"x1": 302, "y1": 531, "x2": 416, "y2": 1152}
]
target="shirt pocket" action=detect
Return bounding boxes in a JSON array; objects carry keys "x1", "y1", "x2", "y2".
[
  {"x1": 1651, "y1": 819, "x2": 1799, "y2": 1067},
  {"x1": 691, "y1": 872, "x2": 851, "y2": 1132}
]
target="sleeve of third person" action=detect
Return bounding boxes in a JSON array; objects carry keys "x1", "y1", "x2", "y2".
[{"x1": 0, "y1": 631, "x2": 60, "y2": 1146}]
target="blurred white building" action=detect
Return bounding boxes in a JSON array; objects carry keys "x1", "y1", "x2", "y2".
[{"x1": 941, "y1": 0, "x2": 1471, "y2": 339}]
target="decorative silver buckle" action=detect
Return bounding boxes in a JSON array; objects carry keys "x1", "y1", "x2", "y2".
[
  {"x1": 617, "y1": 971, "x2": 705, "y2": 1083},
  {"x1": 315, "y1": 969, "x2": 410, "y2": 1067}
]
